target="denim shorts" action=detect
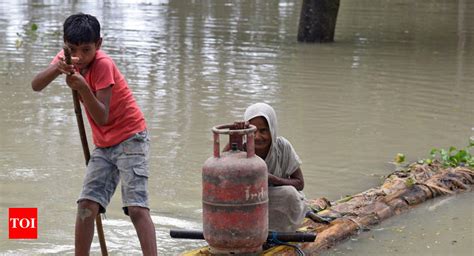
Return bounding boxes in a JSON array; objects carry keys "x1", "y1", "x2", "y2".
[{"x1": 78, "y1": 130, "x2": 150, "y2": 215}]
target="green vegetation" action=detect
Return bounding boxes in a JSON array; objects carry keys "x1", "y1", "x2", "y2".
[
  {"x1": 394, "y1": 153, "x2": 405, "y2": 164},
  {"x1": 404, "y1": 177, "x2": 415, "y2": 187},
  {"x1": 30, "y1": 23, "x2": 38, "y2": 32},
  {"x1": 394, "y1": 136, "x2": 474, "y2": 168},
  {"x1": 426, "y1": 141, "x2": 474, "y2": 167},
  {"x1": 15, "y1": 22, "x2": 62, "y2": 49},
  {"x1": 15, "y1": 23, "x2": 39, "y2": 49}
]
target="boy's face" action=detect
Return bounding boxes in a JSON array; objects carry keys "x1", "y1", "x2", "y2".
[{"x1": 65, "y1": 39, "x2": 102, "y2": 70}]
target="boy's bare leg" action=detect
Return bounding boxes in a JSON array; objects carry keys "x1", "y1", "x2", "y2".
[
  {"x1": 75, "y1": 200, "x2": 100, "y2": 256},
  {"x1": 128, "y1": 206, "x2": 157, "y2": 256}
]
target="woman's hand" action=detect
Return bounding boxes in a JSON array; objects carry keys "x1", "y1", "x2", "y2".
[
  {"x1": 267, "y1": 173, "x2": 280, "y2": 186},
  {"x1": 233, "y1": 121, "x2": 249, "y2": 130},
  {"x1": 267, "y1": 168, "x2": 304, "y2": 191}
]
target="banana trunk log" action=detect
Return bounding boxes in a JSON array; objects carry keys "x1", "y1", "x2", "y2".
[{"x1": 267, "y1": 162, "x2": 474, "y2": 255}]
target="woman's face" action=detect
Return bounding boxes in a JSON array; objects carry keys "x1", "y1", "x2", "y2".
[{"x1": 249, "y1": 116, "x2": 272, "y2": 156}]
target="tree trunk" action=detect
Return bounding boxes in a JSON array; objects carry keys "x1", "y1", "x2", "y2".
[{"x1": 297, "y1": 0, "x2": 340, "y2": 42}]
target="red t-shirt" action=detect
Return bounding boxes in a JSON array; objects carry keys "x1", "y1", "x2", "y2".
[{"x1": 52, "y1": 50, "x2": 146, "y2": 147}]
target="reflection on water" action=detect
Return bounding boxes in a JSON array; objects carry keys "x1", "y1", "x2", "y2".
[{"x1": 1, "y1": 0, "x2": 473, "y2": 255}]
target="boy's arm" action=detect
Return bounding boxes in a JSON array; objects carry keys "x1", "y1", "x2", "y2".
[
  {"x1": 31, "y1": 64, "x2": 61, "y2": 91},
  {"x1": 31, "y1": 57, "x2": 76, "y2": 91},
  {"x1": 66, "y1": 73, "x2": 112, "y2": 126}
]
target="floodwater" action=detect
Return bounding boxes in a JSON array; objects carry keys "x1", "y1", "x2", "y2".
[{"x1": 0, "y1": 0, "x2": 473, "y2": 255}]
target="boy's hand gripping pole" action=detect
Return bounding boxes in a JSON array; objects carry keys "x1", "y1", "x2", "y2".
[{"x1": 63, "y1": 46, "x2": 108, "y2": 256}]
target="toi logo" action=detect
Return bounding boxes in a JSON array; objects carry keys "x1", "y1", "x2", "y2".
[{"x1": 9, "y1": 208, "x2": 38, "y2": 239}]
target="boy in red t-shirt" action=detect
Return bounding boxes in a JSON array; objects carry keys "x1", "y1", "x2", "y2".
[{"x1": 31, "y1": 13, "x2": 157, "y2": 255}]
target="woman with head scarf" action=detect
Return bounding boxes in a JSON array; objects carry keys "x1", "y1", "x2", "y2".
[{"x1": 243, "y1": 103, "x2": 308, "y2": 232}]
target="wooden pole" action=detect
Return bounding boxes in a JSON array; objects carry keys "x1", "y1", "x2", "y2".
[
  {"x1": 297, "y1": 0, "x2": 340, "y2": 42},
  {"x1": 64, "y1": 46, "x2": 108, "y2": 256}
]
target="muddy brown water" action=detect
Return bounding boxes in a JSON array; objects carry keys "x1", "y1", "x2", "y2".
[{"x1": 0, "y1": 0, "x2": 472, "y2": 255}]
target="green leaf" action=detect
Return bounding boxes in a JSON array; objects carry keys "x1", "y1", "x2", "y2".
[
  {"x1": 31, "y1": 23, "x2": 38, "y2": 31},
  {"x1": 448, "y1": 146, "x2": 457, "y2": 154},
  {"x1": 430, "y1": 148, "x2": 440, "y2": 158},
  {"x1": 394, "y1": 153, "x2": 405, "y2": 163},
  {"x1": 455, "y1": 150, "x2": 467, "y2": 161}
]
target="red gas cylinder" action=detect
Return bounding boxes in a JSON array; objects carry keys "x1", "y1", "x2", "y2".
[{"x1": 202, "y1": 122, "x2": 268, "y2": 254}]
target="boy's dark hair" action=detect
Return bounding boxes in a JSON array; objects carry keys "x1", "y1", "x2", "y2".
[{"x1": 63, "y1": 13, "x2": 101, "y2": 45}]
